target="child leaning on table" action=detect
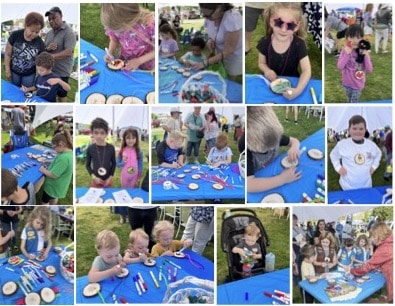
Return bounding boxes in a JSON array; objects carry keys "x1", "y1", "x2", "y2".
[
  {"x1": 179, "y1": 37, "x2": 207, "y2": 68},
  {"x1": 151, "y1": 220, "x2": 192, "y2": 257},
  {"x1": 353, "y1": 234, "x2": 372, "y2": 265},
  {"x1": 300, "y1": 244, "x2": 316, "y2": 303},
  {"x1": 123, "y1": 228, "x2": 150, "y2": 264},
  {"x1": 247, "y1": 106, "x2": 301, "y2": 193},
  {"x1": 156, "y1": 131, "x2": 187, "y2": 169},
  {"x1": 1, "y1": 168, "x2": 36, "y2": 205},
  {"x1": 88, "y1": 230, "x2": 125, "y2": 283},
  {"x1": 20, "y1": 206, "x2": 52, "y2": 260},
  {"x1": 337, "y1": 238, "x2": 356, "y2": 272},
  {"x1": 206, "y1": 133, "x2": 233, "y2": 168},
  {"x1": 21, "y1": 52, "x2": 70, "y2": 102}
]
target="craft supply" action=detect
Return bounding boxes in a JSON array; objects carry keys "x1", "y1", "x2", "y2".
[
  {"x1": 172, "y1": 267, "x2": 178, "y2": 282},
  {"x1": 167, "y1": 266, "x2": 172, "y2": 281},
  {"x1": 137, "y1": 272, "x2": 148, "y2": 291},
  {"x1": 150, "y1": 270, "x2": 160, "y2": 288},
  {"x1": 159, "y1": 266, "x2": 162, "y2": 281},
  {"x1": 87, "y1": 51, "x2": 99, "y2": 62},
  {"x1": 274, "y1": 290, "x2": 290, "y2": 300},
  {"x1": 104, "y1": 48, "x2": 115, "y2": 65},
  {"x1": 166, "y1": 259, "x2": 181, "y2": 269},
  {"x1": 310, "y1": 87, "x2": 318, "y2": 104},
  {"x1": 163, "y1": 181, "x2": 172, "y2": 190},
  {"x1": 245, "y1": 292, "x2": 249, "y2": 301},
  {"x1": 264, "y1": 292, "x2": 289, "y2": 304},
  {"x1": 133, "y1": 277, "x2": 142, "y2": 296}
]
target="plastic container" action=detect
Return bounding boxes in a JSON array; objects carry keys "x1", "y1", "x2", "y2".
[
  {"x1": 265, "y1": 252, "x2": 275, "y2": 272},
  {"x1": 224, "y1": 209, "x2": 231, "y2": 218}
]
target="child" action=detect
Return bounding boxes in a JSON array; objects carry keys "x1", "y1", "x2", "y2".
[
  {"x1": 156, "y1": 131, "x2": 186, "y2": 169},
  {"x1": 101, "y1": 3, "x2": 155, "y2": 71},
  {"x1": 247, "y1": 106, "x2": 301, "y2": 193},
  {"x1": 86, "y1": 118, "x2": 116, "y2": 187},
  {"x1": 351, "y1": 222, "x2": 393, "y2": 303},
  {"x1": 20, "y1": 206, "x2": 52, "y2": 260},
  {"x1": 337, "y1": 238, "x2": 356, "y2": 272},
  {"x1": 151, "y1": 220, "x2": 192, "y2": 257},
  {"x1": 207, "y1": 134, "x2": 233, "y2": 168},
  {"x1": 300, "y1": 244, "x2": 316, "y2": 303},
  {"x1": 88, "y1": 230, "x2": 125, "y2": 283},
  {"x1": 39, "y1": 130, "x2": 73, "y2": 205},
  {"x1": 232, "y1": 222, "x2": 263, "y2": 262},
  {"x1": 20, "y1": 52, "x2": 71, "y2": 102},
  {"x1": 337, "y1": 24, "x2": 373, "y2": 103},
  {"x1": 258, "y1": 3, "x2": 311, "y2": 100},
  {"x1": 179, "y1": 37, "x2": 207, "y2": 68},
  {"x1": 330, "y1": 115, "x2": 382, "y2": 190},
  {"x1": 1, "y1": 168, "x2": 36, "y2": 205},
  {"x1": 116, "y1": 128, "x2": 144, "y2": 188},
  {"x1": 123, "y1": 228, "x2": 150, "y2": 264},
  {"x1": 159, "y1": 24, "x2": 179, "y2": 59},
  {"x1": 353, "y1": 234, "x2": 372, "y2": 266},
  {"x1": 313, "y1": 232, "x2": 337, "y2": 275}
]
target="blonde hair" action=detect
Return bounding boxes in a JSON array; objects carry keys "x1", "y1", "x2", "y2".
[
  {"x1": 95, "y1": 230, "x2": 120, "y2": 251},
  {"x1": 247, "y1": 106, "x2": 283, "y2": 153},
  {"x1": 26, "y1": 206, "x2": 52, "y2": 241},
  {"x1": 168, "y1": 131, "x2": 188, "y2": 142},
  {"x1": 152, "y1": 220, "x2": 174, "y2": 242},
  {"x1": 129, "y1": 228, "x2": 149, "y2": 244},
  {"x1": 369, "y1": 222, "x2": 392, "y2": 245},
  {"x1": 215, "y1": 133, "x2": 228, "y2": 150},
  {"x1": 100, "y1": 3, "x2": 153, "y2": 31},
  {"x1": 264, "y1": 3, "x2": 308, "y2": 40},
  {"x1": 245, "y1": 222, "x2": 261, "y2": 238}
]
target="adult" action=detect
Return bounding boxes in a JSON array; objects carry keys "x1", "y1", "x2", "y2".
[
  {"x1": 162, "y1": 107, "x2": 183, "y2": 140},
  {"x1": 204, "y1": 110, "x2": 219, "y2": 153},
  {"x1": 362, "y1": 3, "x2": 374, "y2": 42},
  {"x1": 292, "y1": 214, "x2": 306, "y2": 283},
  {"x1": 374, "y1": 4, "x2": 392, "y2": 54},
  {"x1": 197, "y1": 3, "x2": 242, "y2": 80},
  {"x1": 313, "y1": 219, "x2": 327, "y2": 246},
  {"x1": 172, "y1": 15, "x2": 183, "y2": 36},
  {"x1": 4, "y1": 12, "x2": 45, "y2": 87},
  {"x1": 44, "y1": 7, "x2": 77, "y2": 102},
  {"x1": 233, "y1": 114, "x2": 243, "y2": 141},
  {"x1": 10, "y1": 106, "x2": 26, "y2": 135},
  {"x1": 306, "y1": 221, "x2": 315, "y2": 245},
  {"x1": 184, "y1": 107, "x2": 205, "y2": 164},
  {"x1": 285, "y1": 106, "x2": 299, "y2": 125},
  {"x1": 324, "y1": 7, "x2": 347, "y2": 55},
  {"x1": 342, "y1": 220, "x2": 353, "y2": 244},
  {"x1": 0, "y1": 206, "x2": 22, "y2": 252},
  {"x1": 245, "y1": 2, "x2": 272, "y2": 55},
  {"x1": 302, "y1": 2, "x2": 322, "y2": 50},
  {"x1": 384, "y1": 129, "x2": 392, "y2": 181},
  {"x1": 127, "y1": 206, "x2": 158, "y2": 251}
]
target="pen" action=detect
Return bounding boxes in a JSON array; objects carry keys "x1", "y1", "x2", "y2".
[
  {"x1": 150, "y1": 270, "x2": 160, "y2": 288},
  {"x1": 310, "y1": 87, "x2": 318, "y2": 104},
  {"x1": 133, "y1": 277, "x2": 142, "y2": 296},
  {"x1": 87, "y1": 51, "x2": 98, "y2": 62}
]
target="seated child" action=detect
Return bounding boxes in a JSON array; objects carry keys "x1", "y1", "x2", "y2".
[
  {"x1": 1, "y1": 168, "x2": 36, "y2": 205},
  {"x1": 353, "y1": 234, "x2": 372, "y2": 266},
  {"x1": 21, "y1": 52, "x2": 71, "y2": 102},
  {"x1": 247, "y1": 106, "x2": 301, "y2": 192},
  {"x1": 156, "y1": 131, "x2": 186, "y2": 168},
  {"x1": 151, "y1": 220, "x2": 192, "y2": 257},
  {"x1": 232, "y1": 222, "x2": 263, "y2": 262},
  {"x1": 207, "y1": 134, "x2": 233, "y2": 168},
  {"x1": 88, "y1": 230, "x2": 125, "y2": 283},
  {"x1": 20, "y1": 206, "x2": 52, "y2": 260},
  {"x1": 300, "y1": 244, "x2": 316, "y2": 303},
  {"x1": 123, "y1": 228, "x2": 150, "y2": 264},
  {"x1": 159, "y1": 24, "x2": 179, "y2": 59},
  {"x1": 179, "y1": 37, "x2": 207, "y2": 68},
  {"x1": 337, "y1": 238, "x2": 356, "y2": 272}
]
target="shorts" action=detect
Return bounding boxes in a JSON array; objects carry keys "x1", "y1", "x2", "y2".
[
  {"x1": 57, "y1": 77, "x2": 69, "y2": 98},
  {"x1": 245, "y1": 6, "x2": 264, "y2": 32},
  {"x1": 42, "y1": 190, "x2": 55, "y2": 203}
]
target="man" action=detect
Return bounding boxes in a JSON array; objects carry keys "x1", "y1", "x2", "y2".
[{"x1": 45, "y1": 7, "x2": 76, "y2": 102}]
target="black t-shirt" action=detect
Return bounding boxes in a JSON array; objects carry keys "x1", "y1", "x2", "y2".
[
  {"x1": 156, "y1": 140, "x2": 184, "y2": 165},
  {"x1": 0, "y1": 206, "x2": 21, "y2": 223},
  {"x1": 86, "y1": 144, "x2": 116, "y2": 180},
  {"x1": 257, "y1": 35, "x2": 308, "y2": 77}
]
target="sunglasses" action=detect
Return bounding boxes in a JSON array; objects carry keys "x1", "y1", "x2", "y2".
[{"x1": 273, "y1": 18, "x2": 298, "y2": 31}]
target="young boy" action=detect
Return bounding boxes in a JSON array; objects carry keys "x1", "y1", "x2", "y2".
[
  {"x1": 300, "y1": 244, "x2": 316, "y2": 303},
  {"x1": 247, "y1": 106, "x2": 301, "y2": 192},
  {"x1": 86, "y1": 118, "x2": 116, "y2": 187},
  {"x1": 123, "y1": 228, "x2": 150, "y2": 264},
  {"x1": 156, "y1": 131, "x2": 186, "y2": 168},
  {"x1": 330, "y1": 115, "x2": 382, "y2": 190},
  {"x1": 232, "y1": 222, "x2": 262, "y2": 262},
  {"x1": 337, "y1": 238, "x2": 356, "y2": 272},
  {"x1": 21, "y1": 52, "x2": 71, "y2": 102},
  {"x1": 88, "y1": 230, "x2": 125, "y2": 283},
  {"x1": 1, "y1": 168, "x2": 36, "y2": 205},
  {"x1": 207, "y1": 133, "x2": 233, "y2": 168},
  {"x1": 179, "y1": 37, "x2": 207, "y2": 68}
]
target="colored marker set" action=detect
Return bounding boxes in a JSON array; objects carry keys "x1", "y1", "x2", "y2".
[
  {"x1": 301, "y1": 175, "x2": 326, "y2": 203},
  {"x1": 133, "y1": 272, "x2": 148, "y2": 296},
  {"x1": 264, "y1": 290, "x2": 290, "y2": 304},
  {"x1": 80, "y1": 69, "x2": 100, "y2": 90},
  {"x1": 10, "y1": 162, "x2": 36, "y2": 178}
]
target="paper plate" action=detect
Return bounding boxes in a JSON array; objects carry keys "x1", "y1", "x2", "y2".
[
  {"x1": 145, "y1": 91, "x2": 155, "y2": 104},
  {"x1": 144, "y1": 258, "x2": 156, "y2": 266},
  {"x1": 107, "y1": 59, "x2": 124, "y2": 71},
  {"x1": 307, "y1": 149, "x2": 324, "y2": 160},
  {"x1": 191, "y1": 174, "x2": 201, "y2": 179},
  {"x1": 174, "y1": 252, "x2": 185, "y2": 258},
  {"x1": 25, "y1": 292, "x2": 41, "y2": 305},
  {"x1": 106, "y1": 94, "x2": 124, "y2": 104},
  {"x1": 40, "y1": 287, "x2": 56, "y2": 303},
  {"x1": 270, "y1": 78, "x2": 292, "y2": 94},
  {"x1": 83, "y1": 283, "x2": 101, "y2": 297},
  {"x1": 86, "y1": 93, "x2": 106, "y2": 104},
  {"x1": 122, "y1": 96, "x2": 144, "y2": 104},
  {"x1": 212, "y1": 183, "x2": 224, "y2": 190},
  {"x1": 261, "y1": 193, "x2": 285, "y2": 203},
  {"x1": 2, "y1": 281, "x2": 18, "y2": 296},
  {"x1": 116, "y1": 268, "x2": 130, "y2": 278},
  {"x1": 177, "y1": 174, "x2": 186, "y2": 178},
  {"x1": 188, "y1": 183, "x2": 199, "y2": 190},
  {"x1": 281, "y1": 156, "x2": 299, "y2": 168},
  {"x1": 45, "y1": 265, "x2": 57, "y2": 276}
]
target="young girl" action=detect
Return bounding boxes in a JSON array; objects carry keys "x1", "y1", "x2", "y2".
[
  {"x1": 159, "y1": 24, "x2": 179, "y2": 59},
  {"x1": 337, "y1": 24, "x2": 373, "y2": 103},
  {"x1": 116, "y1": 128, "x2": 143, "y2": 188},
  {"x1": 353, "y1": 234, "x2": 372, "y2": 266},
  {"x1": 337, "y1": 238, "x2": 356, "y2": 272},
  {"x1": 39, "y1": 129, "x2": 73, "y2": 205},
  {"x1": 123, "y1": 228, "x2": 150, "y2": 264},
  {"x1": 258, "y1": 3, "x2": 311, "y2": 100},
  {"x1": 151, "y1": 220, "x2": 192, "y2": 257},
  {"x1": 313, "y1": 232, "x2": 337, "y2": 275},
  {"x1": 204, "y1": 110, "x2": 219, "y2": 154},
  {"x1": 20, "y1": 206, "x2": 52, "y2": 260},
  {"x1": 101, "y1": 3, "x2": 155, "y2": 71},
  {"x1": 207, "y1": 134, "x2": 233, "y2": 168}
]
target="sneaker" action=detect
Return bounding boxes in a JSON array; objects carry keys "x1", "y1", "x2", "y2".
[
  {"x1": 294, "y1": 120, "x2": 298, "y2": 125},
  {"x1": 382, "y1": 50, "x2": 388, "y2": 53},
  {"x1": 284, "y1": 118, "x2": 289, "y2": 122}
]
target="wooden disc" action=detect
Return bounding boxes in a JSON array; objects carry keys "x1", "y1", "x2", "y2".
[
  {"x1": 212, "y1": 183, "x2": 224, "y2": 190},
  {"x1": 307, "y1": 148, "x2": 324, "y2": 160},
  {"x1": 174, "y1": 252, "x2": 185, "y2": 258},
  {"x1": 86, "y1": 93, "x2": 106, "y2": 104},
  {"x1": 183, "y1": 72, "x2": 191, "y2": 78},
  {"x1": 145, "y1": 91, "x2": 155, "y2": 104},
  {"x1": 25, "y1": 292, "x2": 41, "y2": 305},
  {"x1": 191, "y1": 174, "x2": 201, "y2": 180},
  {"x1": 144, "y1": 258, "x2": 156, "y2": 266},
  {"x1": 116, "y1": 268, "x2": 130, "y2": 278},
  {"x1": 132, "y1": 197, "x2": 144, "y2": 203},
  {"x1": 45, "y1": 265, "x2": 56, "y2": 276},
  {"x1": 37, "y1": 157, "x2": 46, "y2": 163},
  {"x1": 122, "y1": 96, "x2": 144, "y2": 104},
  {"x1": 177, "y1": 174, "x2": 185, "y2": 178},
  {"x1": 177, "y1": 68, "x2": 185, "y2": 73},
  {"x1": 2, "y1": 281, "x2": 18, "y2": 296},
  {"x1": 40, "y1": 287, "x2": 55, "y2": 303},
  {"x1": 261, "y1": 193, "x2": 285, "y2": 203},
  {"x1": 106, "y1": 94, "x2": 124, "y2": 104},
  {"x1": 83, "y1": 283, "x2": 101, "y2": 297},
  {"x1": 183, "y1": 169, "x2": 192, "y2": 173},
  {"x1": 160, "y1": 66, "x2": 168, "y2": 71},
  {"x1": 362, "y1": 275, "x2": 370, "y2": 280},
  {"x1": 35, "y1": 255, "x2": 45, "y2": 262},
  {"x1": 281, "y1": 156, "x2": 299, "y2": 168},
  {"x1": 188, "y1": 183, "x2": 199, "y2": 190},
  {"x1": 270, "y1": 78, "x2": 292, "y2": 94},
  {"x1": 193, "y1": 75, "x2": 203, "y2": 81},
  {"x1": 107, "y1": 59, "x2": 124, "y2": 71}
]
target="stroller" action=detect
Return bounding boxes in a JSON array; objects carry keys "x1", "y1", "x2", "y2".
[{"x1": 221, "y1": 208, "x2": 270, "y2": 281}]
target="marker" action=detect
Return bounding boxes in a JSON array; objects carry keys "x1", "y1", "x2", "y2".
[
  {"x1": 105, "y1": 47, "x2": 115, "y2": 65},
  {"x1": 5, "y1": 267, "x2": 15, "y2": 272},
  {"x1": 159, "y1": 265, "x2": 162, "y2": 281},
  {"x1": 133, "y1": 277, "x2": 142, "y2": 296},
  {"x1": 264, "y1": 292, "x2": 290, "y2": 304},
  {"x1": 172, "y1": 267, "x2": 178, "y2": 282},
  {"x1": 87, "y1": 51, "x2": 98, "y2": 62},
  {"x1": 136, "y1": 274, "x2": 146, "y2": 293},
  {"x1": 167, "y1": 266, "x2": 171, "y2": 281},
  {"x1": 167, "y1": 260, "x2": 181, "y2": 270},
  {"x1": 137, "y1": 272, "x2": 148, "y2": 291},
  {"x1": 274, "y1": 290, "x2": 291, "y2": 300},
  {"x1": 310, "y1": 87, "x2": 318, "y2": 104},
  {"x1": 17, "y1": 281, "x2": 28, "y2": 296},
  {"x1": 150, "y1": 270, "x2": 160, "y2": 288},
  {"x1": 245, "y1": 292, "x2": 249, "y2": 301}
]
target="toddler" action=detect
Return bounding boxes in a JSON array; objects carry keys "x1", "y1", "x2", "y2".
[
  {"x1": 123, "y1": 228, "x2": 150, "y2": 264},
  {"x1": 207, "y1": 133, "x2": 233, "y2": 168},
  {"x1": 232, "y1": 222, "x2": 262, "y2": 262},
  {"x1": 300, "y1": 244, "x2": 316, "y2": 303}
]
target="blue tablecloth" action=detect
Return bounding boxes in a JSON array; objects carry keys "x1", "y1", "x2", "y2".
[
  {"x1": 1, "y1": 145, "x2": 55, "y2": 186},
  {"x1": 299, "y1": 271, "x2": 385, "y2": 303},
  {"x1": 248, "y1": 128, "x2": 325, "y2": 203},
  {"x1": 152, "y1": 163, "x2": 245, "y2": 201},
  {"x1": 1, "y1": 79, "x2": 48, "y2": 103},
  {"x1": 0, "y1": 250, "x2": 74, "y2": 305},
  {"x1": 217, "y1": 268, "x2": 290, "y2": 304},
  {"x1": 76, "y1": 187, "x2": 149, "y2": 204},
  {"x1": 245, "y1": 75, "x2": 322, "y2": 104},
  {"x1": 80, "y1": 39, "x2": 154, "y2": 104},
  {"x1": 158, "y1": 58, "x2": 242, "y2": 103},
  {"x1": 328, "y1": 186, "x2": 392, "y2": 204},
  {"x1": 76, "y1": 250, "x2": 214, "y2": 304}
]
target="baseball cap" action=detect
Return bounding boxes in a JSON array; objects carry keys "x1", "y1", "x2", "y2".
[
  {"x1": 170, "y1": 107, "x2": 182, "y2": 113},
  {"x1": 45, "y1": 7, "x2": 62, "y2": 16}
]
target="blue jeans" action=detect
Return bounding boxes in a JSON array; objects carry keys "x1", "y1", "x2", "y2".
[
  {"x1": 186, "y1": 140, "x2": 201, "y2": 158},
  {"x1": 11, "y1": 72, "x2": 35, "y2": 87}
]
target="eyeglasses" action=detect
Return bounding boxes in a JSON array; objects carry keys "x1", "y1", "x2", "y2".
[{"x1": 273, "y1": 18, "x2": 298, "y2": 31}]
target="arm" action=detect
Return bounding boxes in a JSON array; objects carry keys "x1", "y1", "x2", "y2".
[
  {"x1": 47, "y1": 78, "x2": 71, "y2": 91},
  {"x1": 258, "y1": 52, "x2": 277, "y2": 81},
  {"x1": 288, "y1": 56, "x2": 311, "y2": 100},
  {"x1": 138, "y1": 149, "x2": 144, "y2": 176},
  {"x1": 232, "y1": 246, "x2": 246, "y2": 257},
  {"x1": 88, "y1": 265, "x2": 123, "y2": 283},
  {"x1": 247, "y1": 168, "x2": 302, "y2": 193},
  {"x1": 0, "y1": 230, "x2": 15, "y2": 245},
  {"x1": 20, "y1": 238, "x2": 35, "y2": 260},
  {"x1": 123, "y1": 250, "x2": 146, "y2": 264},
  {"x1": 42, "y1": 238, "x2": 52, "y2": 259},
  {"x1": 287, "y1": 137, "x2": 300, "y2": 161},
  {"x1": 4, "y1": 42, "x2": 12, "y2": 80},
  {"x1": 49, "y1": 28, "x2": 76, "y2": 61},
  {"x1": 104, "y1": 38, "x2": 119, "y2": 62},
  {"x1": 39, "y1": 165, "x2": 58, "y2": 179},
  {"x1": 124, "y1": 50, "x2": 155, "y2": 70},
  {"x1": 116, "y1": 154, "x2": 125, "y2": 168}
]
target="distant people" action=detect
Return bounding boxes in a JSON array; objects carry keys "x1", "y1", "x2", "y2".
[
  {"x1": 362, "y1": 3, "x2": 374, "y2": 42},
  {"x1": 374, "y1": 4, "x2": 391, "y2": 54},
  {"x1": 162, "y1": 107, "x2": 183, "y2": 139}
]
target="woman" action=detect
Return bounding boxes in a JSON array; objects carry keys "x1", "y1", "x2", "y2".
[
  {"x1": 204, "y1": 110, "x2": 219, "y2": 154},
  {"x1": 4, "y1": 12, "x2": 46, "y2": 87},
  {"x1": 197, "y1": 3, "x2": 242, "y2": 80},
  {"x1": 313, "y1": 219, "x2": 327, "y2": 246}
]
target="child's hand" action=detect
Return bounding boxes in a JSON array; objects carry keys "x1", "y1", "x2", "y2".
[
  {"x1": 28, "y1": 254, "x2": 36, "y2": 260},
  {"x1": 171, "y1": 161, "x2": 180, "y2": 168},
  {"x1": 344, "y1": 41, "x2": 353, "y2": 55},
  {"x1": 47, "y1": 78, "x2": 60, "y2": 85},
  {"x1": 370, "y1": 167, "x2": 375, "y2": 175},
  {"x1": 139, "y1": 253, "x2": 148, "y2": 262},
  {"x1": 124, "y1": 59, "x2": 140, "y2": 71},
  {"x1": 112, "y1": 264, "x2": 124, "y2": 275},
  {"x1": 162, "y1": 250, "x2": 174, "y2": 256},
  {"x1": 183, "y1": 239, "x2": 193, "y2": 248},
  {"x1": 264, "y1": 70, "x2": 277, "y2": 82},
  {"x1": 338, "y1": 167, "x2": 347, "y2": 176},
  {"x1": 279, "y1": 167, "x2": 302, "y2": 184},
  {"x1": 104, "y1": 53, "x2": 115, "y2": 63},
  {"x1": 104, "y1": 177, "x2": 113, "y2": 187},
  {"x1": 287, "y1": 147, "x2": 300, "y2": 162},
  {"x1": 21, "y1": 85, "x2": 28, "y2": 92}
]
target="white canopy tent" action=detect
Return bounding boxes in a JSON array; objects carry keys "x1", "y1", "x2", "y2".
[
  {"x1": 31, "y1": 105, "x2": 73, "y2": 128},
  {"x1": 327, "y1": 106, "x2": 392, "y2": 133}
]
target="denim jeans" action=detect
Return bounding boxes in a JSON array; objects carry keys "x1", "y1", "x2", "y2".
[
  {"x1": 186, "y1": 140, "x2": 201, "y2": 158},
  {"x1": 11, "y1": 72, "x2": 35, "y2": 87}
]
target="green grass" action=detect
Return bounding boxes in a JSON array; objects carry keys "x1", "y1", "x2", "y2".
[{"x1": 216, "y1": 208, "x2": 290, "y2": 285}]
